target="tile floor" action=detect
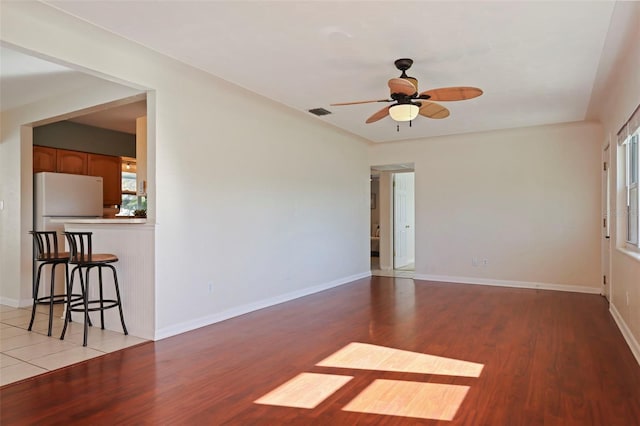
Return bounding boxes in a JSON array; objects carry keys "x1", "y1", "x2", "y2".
[
  {"x1": 0, "y1": 304, "x2": 147, "y2": 386},
  {"x1": 370, "y1": 256, "x2": 415, "y2": 279}
]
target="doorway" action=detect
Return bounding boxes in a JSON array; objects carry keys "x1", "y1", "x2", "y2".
[
  {"x1": 370, "y1": 164, "x2": 415, "y2": 278},
  {"x1": 3, "y1": 45, "x2": 152, "y2": 309}
]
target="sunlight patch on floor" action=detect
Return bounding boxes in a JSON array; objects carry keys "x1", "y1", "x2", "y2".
[
  {"x1": 254, "y1": 372, "x2": 353, "y2": 409},
  {"x1": 255, "y1": 342, "x2": 483, "y2": 420},
  {"x1": 343, "y1": 379, "x2": 469, "y2": 421},
  {"x1": 316, "y1": 342, "x2": 484, "y2": 377}
]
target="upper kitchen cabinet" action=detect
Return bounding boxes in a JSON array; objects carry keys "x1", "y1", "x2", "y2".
[
  {"x1": 57, "y1": 149, "x2": 88, "y2": 175},
  {"x1": 33, "y1": 145, "x2": 123, "y2": 207},
  {"x1": 33, "y1": 145, "x2": 57, "y2": 173},
  {"x1": 88, "y1": 153, "x2": 122, "y2": 206}
]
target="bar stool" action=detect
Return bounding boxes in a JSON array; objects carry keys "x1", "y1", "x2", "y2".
[
  {"x1": 29, "y1": 231, "x2": 75, "y2": 336},
  {"x1": 61, "y1": 231, "x2": 128, "y2": 346}
]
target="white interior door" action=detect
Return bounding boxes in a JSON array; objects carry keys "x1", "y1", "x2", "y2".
[
  {"x1": 602, "y1": 145, "x2": 611, "y2": 300},
  {"x1": 394, "y1": 172, "x2": 415, "y2": 269}
]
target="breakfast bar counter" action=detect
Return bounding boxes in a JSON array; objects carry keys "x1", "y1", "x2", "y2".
[{"x1": 61, "y1": 219, "x2": 155, "y2": 340}]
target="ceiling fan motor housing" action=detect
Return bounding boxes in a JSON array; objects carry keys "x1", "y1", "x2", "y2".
[
  {"x1": 394, "y1": 58, "x2": 418, "y2": 91},
  {"x1": 394, "y1": 58, "x2": 414, "y2": 71}
]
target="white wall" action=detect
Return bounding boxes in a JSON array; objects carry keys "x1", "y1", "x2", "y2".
[
  {"x1": 595, "y1": 2, "x2": 640, "y2": 363},
  {"x1": 154, "y1": 73, "x2": 370, "y2": 336},
  {"x1": 369, "y1": 121, "x2": 602, "y2": 292},
  {"x1": 1, "y1": 2, "x2": 370, "y2": 338}
]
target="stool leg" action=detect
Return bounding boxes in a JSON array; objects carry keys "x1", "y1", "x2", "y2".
[
  {"x1": 76, "y1": 268, "x2": 92, "y2": 328},
  {"x1": 61, "y1": 265, "x2": 77, "y2": 340},
  {"x1": 28, "y1": 263, "x2": 45, "y2": 331},
  {"x1": 46, "y1": 263, "x2": 58, "y2": 336},
  {"x1": 98, "y1": 266, "x2": 105, "y2": 330},
  {"x1": 82, "y1": 267, "x2": 90, "y2": 347},
  {"x1": 63, "y1": 262, "x2": 70, "y2": 323},
  {"x1": 107, "y1": 264, "x2": 128, "y2": 335}
]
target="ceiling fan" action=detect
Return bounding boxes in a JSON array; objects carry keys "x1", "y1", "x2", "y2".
[{"x1": 331, "y1": 58, "x2": 483, "y2": 126}]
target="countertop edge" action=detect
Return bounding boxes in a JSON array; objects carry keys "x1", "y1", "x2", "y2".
[{"x1": 52, "y1": 218, "x2": 148, "y2": 224}]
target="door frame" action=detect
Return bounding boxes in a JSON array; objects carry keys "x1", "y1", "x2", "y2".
[
  {"x1": 370, "y1": 164, "x2": 415, "y2": 274},
  {"x1": 602, "y1": 143, "x2": 611, "y2": 300}
]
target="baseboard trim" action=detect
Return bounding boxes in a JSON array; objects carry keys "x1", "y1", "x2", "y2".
[
  {"x1": 413, "y1": 274, "x2": 602, "y2": 295},
  {"x1": 154, "y1": 271, "x2": 372, "y2": 340},
  {"x1": 610, "y1": 303, "x2": 640, "y2": 366},
  {"x1": 0, "y1": 297, "x2": 19, "y2": 308},
  {"x1": 0, "y1": 297, "x2": 33, "y2": 308}
]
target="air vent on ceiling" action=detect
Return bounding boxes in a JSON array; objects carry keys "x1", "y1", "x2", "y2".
[{"x1": 308, "y1": 108, "x2": 332, "y2": 116}]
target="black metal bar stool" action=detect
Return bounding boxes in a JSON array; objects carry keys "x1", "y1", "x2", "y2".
[
  {"x1": 29, "y1": 231, "x2": 75, "y2": 336},
  {"x1": 61, "y1": 231, "x2": 128, "y2": 346}
]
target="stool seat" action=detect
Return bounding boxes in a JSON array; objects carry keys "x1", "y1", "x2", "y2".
[
  {"x1": 61, "y1": 231, "x2": 127, "y2": 346},
  {"x1": 69, "y1": 253, "x2": 118, "y2": 264}
]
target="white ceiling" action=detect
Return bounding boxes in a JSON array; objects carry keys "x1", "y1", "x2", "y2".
[
  {"x1": 68, "y1": 100, "x2": 146, "y2": 134},
  {"x1": 4, "y1": 2, "x2": 636, "y2": 143}
]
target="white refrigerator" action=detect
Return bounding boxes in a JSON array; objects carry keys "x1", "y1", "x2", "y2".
[{"x1": 33, "y1": 172, "x2": 104, "y2": 296}]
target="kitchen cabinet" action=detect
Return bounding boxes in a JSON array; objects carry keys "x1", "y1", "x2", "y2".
[
  {"x1": 33, "y1": 146, "x2": 57, "y2": 173},
  {"x1": 33, "y1": 146, "x2": 122, "y2": 207},
  {"x1": 57, "y1": 149, "x2": 88, "y2": 175},
  {"x1": 88, "y1": 153, "x2": 122, "y2": 206}
]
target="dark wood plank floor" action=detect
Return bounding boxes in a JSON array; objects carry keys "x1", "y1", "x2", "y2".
[{"x1": 2, "y1": 277, "x2": 639, "y2": 425}]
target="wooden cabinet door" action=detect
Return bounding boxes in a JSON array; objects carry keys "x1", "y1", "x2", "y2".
[
  {"x1": 33, "y1": 146, "x2": 57, "y2": 173},
  {"x1": 88, "y1": 153, "x2": 122, "y2": 206},
  {"x1": 57, "y1": 149, "x2": 88, "y2": 175}
]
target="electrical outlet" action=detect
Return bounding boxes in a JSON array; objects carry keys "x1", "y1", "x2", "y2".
[{"x1": 482, "y1": 259, "x2": 489, "y2": 267}]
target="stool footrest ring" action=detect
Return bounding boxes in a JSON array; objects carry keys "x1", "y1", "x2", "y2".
[{"x1": 68, "y1": 299, "x2": 121, "y2": 312}]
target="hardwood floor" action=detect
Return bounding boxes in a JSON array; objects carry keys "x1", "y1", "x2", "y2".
[{"x1": 2, "y1": 277, "x2": 639, "y2": 425}]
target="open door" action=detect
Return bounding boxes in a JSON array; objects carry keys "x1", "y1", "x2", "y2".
[{"x1": 393, "y1": 172, "x2": 415, "y2": 270}]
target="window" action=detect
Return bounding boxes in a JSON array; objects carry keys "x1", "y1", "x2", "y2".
[
  {"x1": 117, "y1": 158, "x2": 146, "y2": 217},
  {"x1": 120, "y1": 170, "x2": 138, "y2": 216},
  {"x1": 619, "y1": 105, "x2": 640, "y2": 250}
]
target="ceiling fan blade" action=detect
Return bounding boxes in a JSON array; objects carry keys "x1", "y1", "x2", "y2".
[
  {"x1": 388, "y1": 78, "x2": 417, "y2": 96},
  {"x1": 366, "y1": 106, "x2": 391, "y2": 123},
  {"x1": 420, "y1": 87, "x2": 483, "y2": 101},
  {"x1": 419, "y1": 101, "x2": 450, "y2": 119},
  {"x1": 330, "y1": 99, "x2": 391, "y2": 106}
]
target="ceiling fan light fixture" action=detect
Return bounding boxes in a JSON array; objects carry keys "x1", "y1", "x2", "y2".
[{"x1": 389, "y1": 103, "x2": 419, "y2": 122}]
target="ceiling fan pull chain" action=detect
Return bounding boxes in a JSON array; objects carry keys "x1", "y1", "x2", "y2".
[
  {"x1": 397, "y1": 124, "x2": 400, "y2": 132},
  {"x1": 409, "y1": 120, "x2": 412, "y2": 127}
]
